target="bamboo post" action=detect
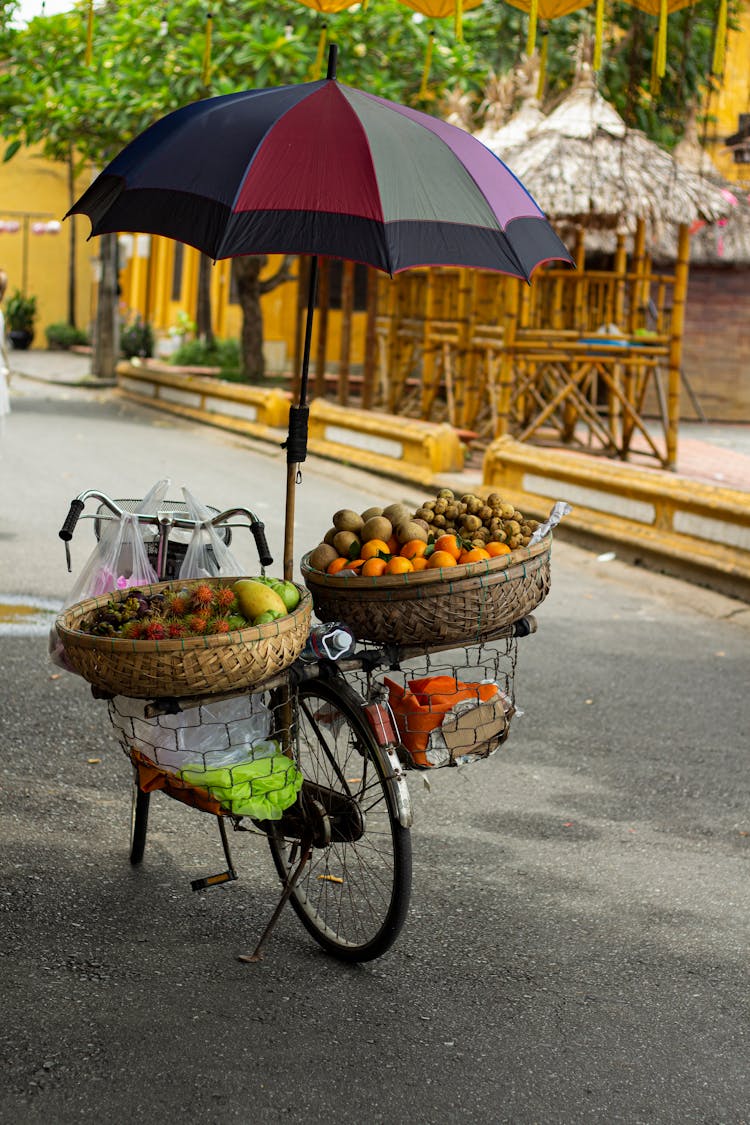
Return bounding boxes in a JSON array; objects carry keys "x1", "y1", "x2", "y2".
[
  {"x1": 454, "y1": 269, "x2": 474, "y2": 428},
  {"x1": 613, "y1": 233, "x2": 627, "y2": 326},
  {"x1": 628, "y1": 218, "x2": 646, "y2": 335},
  {"x1": 292, "y1": 256, "x2": 310, "y2": 402},
  {"x1": 361, "y1": 268, "x2": 378, "y2": 409},
  {"x1": 420, "y1": 270, "x2": 439, "y2": 417},
  {"x1": 314, "y1": 258, "x2": 330, "y2": 398},
  {"x1": 666, "y1": 223, "x2": 690, "y2": 470},
  {"x1": 496, "y1": 278, "x2": 519, "y2": 438},
  {"x1": 573, "y1": 227, "x2": 586, "y2": 330},
  {"x1": 338, "y1": 260, "x2": 355, "y2": 406}
]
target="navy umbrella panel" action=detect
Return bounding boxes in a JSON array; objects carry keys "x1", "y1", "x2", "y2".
[{"x1": 70, "y1": 77, "x2": 572, "y2": 280}]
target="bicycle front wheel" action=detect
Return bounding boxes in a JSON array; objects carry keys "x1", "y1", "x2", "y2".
[{"x1": 268, "y1": 678, "x2": 412, "y2": 962}]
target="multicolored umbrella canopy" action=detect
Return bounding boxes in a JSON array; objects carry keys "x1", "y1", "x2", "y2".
[{"x1": 69, "y1": 75, "x2": 572, "y2": 282}]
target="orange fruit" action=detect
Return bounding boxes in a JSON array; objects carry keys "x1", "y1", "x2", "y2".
[
  {"x1": 410, "y1": 557, "x2": 429, "y2": 571},
  {"x1": 400, "y1": 539, "x2": 428, "y2": 560},
  {"x1": 427, "y1": 550, "x2": 458, "y2": 569},
  {"x1": 458, "y1": 547, "x2": 490, "y2": 564},
  {"x1": 362, "y1": 557, "x2": 388, "y2": 577},
  {"x1": 486, "y1": 541, "x2": 512, "y2": 557},
  {"x1": 361, "y1": 538, "x2": 392, "y2": 560},
  {"x1": 433, "y1": 534, "x2": 462, "y2": 560},
  {"x1": 385, "y1": 556, "x2": 414, "y2": 575},
  {"x1": 327, "y1": 557, "x2": 364, "y2": 575},
  {"x1": 386, "y1": 535, "x2": 400, "y2": 555}
]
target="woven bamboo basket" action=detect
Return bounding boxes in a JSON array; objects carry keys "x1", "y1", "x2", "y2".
[
  {"x1": 301, "y1": 536, "x2": 551, "y2": 646},
  {"x1": 56, "y1": 578, "x2": 312, "y2": 699}
]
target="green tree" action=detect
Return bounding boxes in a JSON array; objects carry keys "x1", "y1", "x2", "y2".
[{"x1": 0, "y1": 0, "x2": 733, "y2": 379}]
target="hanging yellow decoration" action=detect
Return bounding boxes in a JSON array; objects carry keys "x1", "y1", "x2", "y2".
[
  {"x1": 311, "y1": 23, "x2": 328, "y2": 78},
  {"x1": 712, "y1": 0, "x2": 727, "y2": 77},
  {"x1": 294, "y1": 0, "x2": 361, "y2": 12},
  {"x1": 502, "y1": 0, "x2": 593, "y2": 59},
  {"x1": 201, "y1": 11, "x2": 213, "y2": 87},
  {"x1": 537, "y1": 27, "x2": 548, "y2": 97},
  {"x1": 399, "y1": 0, "x2": 484, "y2": 31},
  {"x1": 84, "y1": 0, "x2": 94, "y2": 66},
  {"x1": 419, "y1": 28, "x2": 436, "y2": 98},
  {"x1": 454, "y1": 0, "x2": 464, "y2": 40},
  {"x1": 593, "y1": 0, "x2": 604, "y2": 70}
]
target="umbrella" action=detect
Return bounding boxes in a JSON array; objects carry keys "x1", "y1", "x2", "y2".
[{"x1": 69, "y1": 46, "x2": 572, "y2": 578}]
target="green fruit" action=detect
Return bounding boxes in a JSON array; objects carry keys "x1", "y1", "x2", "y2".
[
  {"x1": 253, "y1": 609, "x2": 285, "y2": 625},
  {"x1": 232, "y1": 578, "x2": 287, "y2": 621},
  {"x1": 267, "y1": 578, "x2": 300, "y2": 611},
  {"x1": 226, "y1": 614, "x2": 249, "y2": 630}
]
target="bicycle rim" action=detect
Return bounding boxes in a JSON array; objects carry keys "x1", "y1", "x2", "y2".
[{"x1": 268, "y1": 678, "x2": 411, "y2": 962}]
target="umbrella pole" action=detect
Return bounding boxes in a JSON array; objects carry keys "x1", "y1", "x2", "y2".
[{"x1": 283, "y1": 255, "x2": 319, "y2": 581}]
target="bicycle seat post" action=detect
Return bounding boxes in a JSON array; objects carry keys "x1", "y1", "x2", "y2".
[{"x1": 155, "y1": 513, "x2": 174, "y2": 581}]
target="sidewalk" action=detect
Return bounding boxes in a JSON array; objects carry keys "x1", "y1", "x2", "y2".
[{"x1": 9, "y1": 347, "x2": 750, "y2": 492}]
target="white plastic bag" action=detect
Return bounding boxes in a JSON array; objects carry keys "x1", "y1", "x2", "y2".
[
  {"x1": 177, "y1": 487, "x2": 245, "y2": 579},
  {"x1": 49, "y1": 479, "x2": 170, "y2": 671}
]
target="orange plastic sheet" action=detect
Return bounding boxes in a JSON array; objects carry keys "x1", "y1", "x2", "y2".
[
  {"x1": 131, "y1": 748, "x2": 225, "y2": 816},
  {"x1": 384, "y1": 675, "x2": 503, "y2": 768}
]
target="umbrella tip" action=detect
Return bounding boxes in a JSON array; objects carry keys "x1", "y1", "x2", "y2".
[{"x1": 326, "y1": 44, "x2": 338, "y2": 80}]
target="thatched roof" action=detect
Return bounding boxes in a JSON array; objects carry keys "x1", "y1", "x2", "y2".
[{"x1": 499, "y1": 67, "x2": 733, "y2": 238}]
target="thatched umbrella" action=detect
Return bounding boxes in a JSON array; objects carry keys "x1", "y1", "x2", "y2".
[{"x1": 499, "y1": 65, "x2": 733, "y2": 240}]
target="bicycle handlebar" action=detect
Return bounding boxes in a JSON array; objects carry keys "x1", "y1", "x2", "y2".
[{"x1": 58, "y1": 489, "x2": 274, "y2": 568}]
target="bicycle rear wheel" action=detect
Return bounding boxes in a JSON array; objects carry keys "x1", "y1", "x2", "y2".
[
  {"x1": 267, "y1": 678, "x2": 411, "y2": 962},
  {"x1": 129, "y1": 769, "x2": 150, "y2": 865}
]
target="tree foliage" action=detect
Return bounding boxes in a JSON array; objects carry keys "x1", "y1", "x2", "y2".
[{"x1": 0, "y1": 0, "x2": 735, "y2": 378}]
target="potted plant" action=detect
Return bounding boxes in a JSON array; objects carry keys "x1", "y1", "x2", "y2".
[{"x1": 5, "y1": 289, "x2": 37, "y2": 350}]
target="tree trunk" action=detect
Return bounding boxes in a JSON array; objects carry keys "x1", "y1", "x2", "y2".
[
  {"x1": 67, "y1": 148, "x2": 77, "y2": 328},
  {"x1": 234, "y1": 255, "x2": 265, "y2": 382},
  {"x1": 196, "y1": 253, "x2": 214, "y2": 345},
  {"x1": 92, "y1": 232, "x2": 119, "y2": 380}
]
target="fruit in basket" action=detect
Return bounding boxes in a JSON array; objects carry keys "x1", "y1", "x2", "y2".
[
  {"x1": 361, "y1": 538, "x2": 392, "y2": 560},
  {"x1": 232, "y1": 578, "x2": 287, "y2": 622},
  {"x1": 333, "y1": 509, "x2": 364, "y2": 533},
  {"x1": 309, "y1": 543, "x2": 339, "y2": 573},
  {"x1": 428, "y1": 550, "x2": 458, "y2": 568},
  {"x1": 361, "y1": 515, "x2": 393, "y2": 543},
  {"x1": 395, "y1": 520, "x2": 428, "y2": 545},
  {"x1": 360, "y1": 506, "x2": 383, "y2": 522},
  {"x1": 333, "y1": 530, "x2": 361, "y2": 556}
]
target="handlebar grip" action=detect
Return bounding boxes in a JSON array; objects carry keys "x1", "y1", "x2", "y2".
[
  {"x1": 251, "y1": 521, "x2": 273, "y2": 568},
  {"x1": 59, "y1": 498, "x2": 85, "y2": 541}
]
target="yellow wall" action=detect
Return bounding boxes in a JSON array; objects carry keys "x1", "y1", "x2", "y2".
[
  {"x1": 705, "y1": 3, "x2": 750, "y2": 183},
  {"x1": 118, "y1": 238, "x2": 367, "y2": 373},
  {"x1": 0, "y1": 145, "x2": 94, "y2": 341}
]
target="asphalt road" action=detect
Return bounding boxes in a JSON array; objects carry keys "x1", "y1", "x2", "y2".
[{"x1": 2, "y1": 378, "x2": 749, "y2": 1124}]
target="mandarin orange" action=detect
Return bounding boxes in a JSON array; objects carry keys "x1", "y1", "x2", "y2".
[
  {"x1": 327, "y1": 557, "x2": 364, "y2": 575},
  {"x1": 486, "y1": 541, "x2": 512, "y2": 557},
  {"x1": 458, "y1": 547, "x2": 490, "y2": 564},
  {"x1": 410, "y1": 557, "x2": 429, "y2": 571},
  {"x1": 399, "y1": 539, "x2": 428, "y2": 560},
  {"x1": 361, "y1": 538, "x2": 392, "y2": 560},
  {"x1": 433, "y1": 534, "x2": 462, "y2": 560},
  {"x1": 385, "y1": 556, "x2": 414, "y2": 575},
  {"x1": 427, "y1": 550, "x2": 458, "y2": 569},
  {"x1": 362, "y1": 557, "x2": 388, "y2": 577}
]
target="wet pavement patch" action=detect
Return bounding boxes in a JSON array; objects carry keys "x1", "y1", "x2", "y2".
[{"x1": 0, "y1": 596, "x2": 62, "y2": 636}]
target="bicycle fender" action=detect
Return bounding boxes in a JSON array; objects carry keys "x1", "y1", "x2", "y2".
[{"x1": 374, "y1": 743, "x2": 413, "y2": 829}]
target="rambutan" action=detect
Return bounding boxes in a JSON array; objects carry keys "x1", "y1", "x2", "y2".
[
  {"x1": 168, "y1": 622, "x2": 187, "y2": 638},
  {"x1": 212, "y1": 618, "x2": 231, "y2": 635},
  {"x1": 164, "y1": 592, "x2": 190, "y2": 617},
  {"x1": 215, "y1": 587, "x2": 238, "y2": 613},
  {"x1": 190, "y1": 583, "x2": 215, "y2": 609},
  {"x1": 145, "y1": 621, "x2": 167, "y2": 641},
  {"x1": 186, "y1": 613, "x2": 210, "y2": 636},
  {"x1": 120, "y1": 621, "x2": 144, "y2": 640}
]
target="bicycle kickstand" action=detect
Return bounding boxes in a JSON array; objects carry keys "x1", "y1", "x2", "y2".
[
  {"x1": 190, "y1": 816, "x2": 239, "y2": 892},
  {"x1": 237, "y1": 840, "x2": 313, "y2": 964}
]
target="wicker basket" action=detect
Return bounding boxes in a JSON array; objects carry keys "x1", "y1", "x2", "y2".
[
  {"x1": 301, "y1": 537, "x2": 551, "y2": 646},
  {"x1": 55, "y1": 578, "x2": 312, "y2": 699}
]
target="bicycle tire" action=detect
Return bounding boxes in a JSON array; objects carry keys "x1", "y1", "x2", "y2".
[
  {"x1": 267, "y1": 677, "x2": 412, "y2": 962},
  {"x1": 129, "y1": 772, "x2": 150, "y2": 865}
]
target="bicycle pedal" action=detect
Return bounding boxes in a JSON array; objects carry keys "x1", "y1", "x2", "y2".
[{"x1": 190, "y1": 870, "x2": 238, "y2": 892}]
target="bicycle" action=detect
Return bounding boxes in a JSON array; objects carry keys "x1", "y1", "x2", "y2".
[{"x1": 57, "y1": 489, "x2": 534, "y2": 963}]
